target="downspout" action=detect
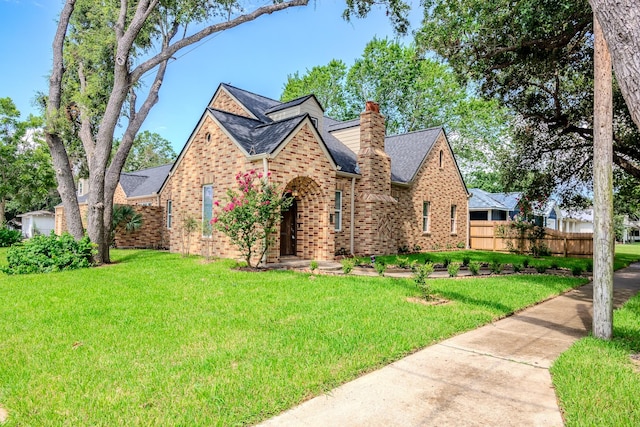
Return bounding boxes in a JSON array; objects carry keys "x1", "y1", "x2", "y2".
[
  {"x1": 467, "y1": 193, "x2": 472, "y2": 249},
  {"x1": 262, "y1": 157, "x2": 269, "y2": 265},
  {"x1": 350, "y1": 176, "x2": 356, "y2": 255}
]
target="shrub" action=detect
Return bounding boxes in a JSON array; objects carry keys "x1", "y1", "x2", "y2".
[
  {"x1": 468, "y1": 261, "x2": 480, "y2": 276},
  {"x1": 571, "y1": 265, "x2": 584, "y2": 276},
  {"x1": 550, "y1": 260, "x2": 560, "y2": 269},
  {"x1": 398, "y1": 245, "x2": 410, "y2": 254},
  {"x1": 0, "y1": 227, "x2": 22, "y2": 247},
  {"x1": 442, "y1": 256, "x2": 451, "y2": 268},
  {"x1": 3, "y1": 233, "x2": 96, "y2": 275},
  {"x1": 457, "y1": 241, "x2": 465, "y2": 248},
  {"x1": 413, "y1": 262, "x2": 435, "y2": 299},
  {"x1": 447, "y1": 262, "x2": 460, "y2": 277},
  {"x1": 309, "y1": 260, "x2": 318, "y2": 272},
  {"x1": 522, "y1": 257, "x2": 531, "y2": 268},
  {"x1": 490, "y1": 259, "x2": 503, "y2": 274},
  {"x1": 341, "y1": 258, "x2": 356, "y2": 274},
  {"x1": 512, "y1": 263, "x2": 523, "y2": 273},
  {"x1": 535, "y1": 264, "x2": 548, "y2": 274},
  {"x1": 462, "y1": 256, "x2": 471, "y2": 267},
  {"x1": 396, "y1": 256, "x2": 411, "y2": 269},
  {"x1": 375, "y1": 261, "x2": 386, "y2": 276},
  {"x1": 585, "y1": 260, "x2": 593, "y2": 272}
]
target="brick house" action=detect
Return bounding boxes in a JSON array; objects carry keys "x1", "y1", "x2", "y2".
[
  {"x1": 55, "y1": 164, "x2": 171, "y2": 248},
  {"x1": 159, "y1": 83, "x2": 470, "y2": 262}
]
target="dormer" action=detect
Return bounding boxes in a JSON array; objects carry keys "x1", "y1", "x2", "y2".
[
  {"x1": 327, "y1": 119, "x2": 360, "y2": 154},
  {"x1": 266, "y1": 95, "x2": 324, "y2": 130}
]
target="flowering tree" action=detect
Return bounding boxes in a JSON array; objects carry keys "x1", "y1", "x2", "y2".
[{"x1": 212, "y1": 170, "x2": 293, "y2": 267}]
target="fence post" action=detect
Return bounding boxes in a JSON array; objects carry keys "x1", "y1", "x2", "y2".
[{"x1": 492, "y1": 223, "x2": 497, "y2": 252}]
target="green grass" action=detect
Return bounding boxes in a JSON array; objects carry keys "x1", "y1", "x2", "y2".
[
  {"x1": 0, "y1": 249, "x2": 587, "y2": 426},
  {"x1": 550, "y1": 243, "x2": 640, "y2": 427}
]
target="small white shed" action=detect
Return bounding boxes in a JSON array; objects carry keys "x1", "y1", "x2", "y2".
[{"x1": 17, "y1": 210, "x2": 55, "y2": 238}]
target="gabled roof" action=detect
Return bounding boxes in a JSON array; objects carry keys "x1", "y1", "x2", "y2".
[
  {"x1": 385, "y1": 127, "x2": 443, "y2": 183},
  {"x1": 469, "y1": 189, "x2": 520, "y2": 211},
  {"x1": 265, "y1": 94, "x2": 324, "y2": 115},
  {"x1": 209, "y1": 108, "x2": 307, "y2": 156},
  {"x1": 120, "y1": 163, "x2": 172, "y2": 198},
  {"x1": 217, "y1": 83, "x2": 280, "y2": 123}
]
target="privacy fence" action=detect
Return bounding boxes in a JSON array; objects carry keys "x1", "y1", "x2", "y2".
[{"x1": 469, "y1": 220, "x2": 593, "y2": 257}]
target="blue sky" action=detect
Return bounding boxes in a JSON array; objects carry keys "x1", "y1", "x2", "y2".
[{"x1": 0, "y1": 0, "x2": 421, "y2": 152}]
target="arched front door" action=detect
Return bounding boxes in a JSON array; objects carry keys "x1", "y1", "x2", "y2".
[{"x1": 280, "y1": 198, "x2": 297, "y2": 256}]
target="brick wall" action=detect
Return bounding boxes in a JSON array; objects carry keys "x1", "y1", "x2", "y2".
[{"x1": 114, "y1": 205, "x2": 167, "y2": 249}]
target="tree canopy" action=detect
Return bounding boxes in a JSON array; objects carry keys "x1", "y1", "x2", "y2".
[
  {"x1": 114, "y1": 130, "x2": 176, "y2": 172},
  {"x1": 281, "y1": 38, "x2": 511, "y2": 173},
  {"x1": 416, "y1": 0, "x2": 640, "y2": 201}
]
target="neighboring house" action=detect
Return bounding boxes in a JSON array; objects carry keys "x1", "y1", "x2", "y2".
[
  {"x1": 54, "y1": 163, "x2": 172, "y2": 236},
  {"x1": 159, "y1": 83, "x2": 470, "y2": 262},
  {"x1": 623, "y1": 216, "x2": 640, "y2": 243},
  {"x1": 469, "y1": 189, "x2": 562, "y2": 230},
  {"x1": 18, "y1": 210, "x2": 55, "y2": 238},
  {"x1": 561, "y1": 208, "x2": 594, "y2": 233}
]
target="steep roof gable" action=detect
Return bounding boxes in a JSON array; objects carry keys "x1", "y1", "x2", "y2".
[
  {"x1": 120, "y1": 163, "x2": 172, "y2": 198},
  {"x1": 211, "y1": 83, "x2": 280, "y2": 123},
  {"x1": 385, "y1": 127, "x2": 443, "y2": 183}
]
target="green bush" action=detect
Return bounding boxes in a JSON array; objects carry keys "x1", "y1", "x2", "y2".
[
  {"x1": 0, "y1": 227, "x2": 22, "y2": 247},
  {"x1": 535, "y1": 264, "x2": 548, "y2": 274},
  {"x1": 550, "y1": 260, "x2": 560, "y2": 269},
  {"x1": 468, "y1": 261, "x2": 480, "y2": 276},
  {"x1": 413, "y1": 262, "x2": 435, "y2": 299},
  {"x1": 447, "y1": 262, "x2": 460, "y2": 277},
  {"x1": 522, "y1": 257, "x2": 531, "y2": 268},
  {"x1": 442, "y1": 256, "x2": 451, "y2": 268},
  {"x1": 462, "y1": 256, "x2": 471, "y2": 267},
  {"x1": 3, "y1": 233, "x2": 96, "y2": 275},
  {"x1": 341, "y1": 258, "x2": 356, "y2": 275},
  {"x1": 512, "y1": 263, "x2": 523, "y2": 273},
  {"x1": 309, "y1": 260, "x2": 318, "y2": 272},
  {"x1": 396, "y1": 256, "x2": 411, "y2": 269},
  {"x1": 490, "y1": 259, "x2": 503, "y2": 274},
  {"x1": 374, "y1": 261, "x2": 386, "y2": 276},
  {"x1": 585, "y1": 260, "x2": 593, "y2": 272},
  {"x1": 571, "y1": 265, "x2": 584, "y2": 276}
]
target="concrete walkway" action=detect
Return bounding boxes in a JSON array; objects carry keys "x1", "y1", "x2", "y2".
[{"x1": 259, "y1": 263, "x2": 640, "y2": 427}]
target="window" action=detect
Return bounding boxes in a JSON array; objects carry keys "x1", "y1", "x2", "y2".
[
  {"x1": 439, "y1": 150, "x2": 444, "y2": 168},
  {"x1": 202, "y1": 184, "x2": 213, "y2": 236},
  {"x1": 310, "y1": 117, "x2": 319, "y2": 128},
  {"x1": 167, "y1": 200, "x2": 173, "y2": 229},
  {"x1": 422, "y1": 202, "x2": 430, "y2": 233},
  {"x1": 334, "y1": 191, "x2": 342, "y2": 231},
  {"x1": 77, "y1": 180, "x2": 83, "y2": 196},
  {"x1": 450, "y1": 204, "x2": 457, "y2": 234},
  {"x1": 139, "y1": 202, "x2": 152, "y2": 206}
]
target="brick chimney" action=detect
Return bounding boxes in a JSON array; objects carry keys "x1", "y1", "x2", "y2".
[{"x1": 357, "y1": 101, "x2": 391, "y2": 195}]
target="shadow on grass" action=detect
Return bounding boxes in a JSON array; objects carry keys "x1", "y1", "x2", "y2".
[{"x1": 110, "y1": 249, "x2": 173, "y2": 264}]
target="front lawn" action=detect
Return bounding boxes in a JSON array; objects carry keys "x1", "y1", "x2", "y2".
[
  {"x1": 551, "y1": 243, "x2": 640, "y2": 426},
  {"x1": 0, "y1": 249, "x2": 587, "y2": 426}
]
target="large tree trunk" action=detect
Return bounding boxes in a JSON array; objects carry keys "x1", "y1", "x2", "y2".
[
  {"x1": 592, "y1": 14, "x2": 614, "y2": 340},
  {"x1": 589, "y1": 1, "x2": 640, "y2": 132}
]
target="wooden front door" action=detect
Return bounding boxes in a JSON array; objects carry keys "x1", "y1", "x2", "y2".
[{"x1": 280, "y1": 198, "x2": 297, "y2": 256}]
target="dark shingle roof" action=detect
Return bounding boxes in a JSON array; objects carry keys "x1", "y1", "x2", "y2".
[
  {"x1": 265, "y1": 95, "x2": 322, "y2": 115},
  {"x1": 221, "y1": 83, "x2": 280, "y2": 123},
  {"x1": 385, "y1": 127, "x2": 443, "y2": 183},
  {"x1": 120, "y1": 163, "x2": 172, "y2": 198},
  {"x1": 468, "y1": 189, "x2": 520, "y2": 210},
  {"x1": 322, "y1": 117, "x2": 358, "y2": 174},
  {"x1": 210, "y1": 108, "x2": 307, "y2": 155}
]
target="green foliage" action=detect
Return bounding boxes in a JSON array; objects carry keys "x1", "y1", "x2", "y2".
[
  {"x1": 309, "y1": 260, "x2": 318, "y2": 272},
  {"x1": 110, "y1": 204, "x2": 143, "y2": 246},
  {"x1": 523, "y1": 257, "x2": 531, "y2": 268},
  {"x1": 113, "y1": 131, "x2": 177, "y2": 172},
  {"x1": 281, "y1": 38, "x2": 510, "y2": 172},
  {"x1": 535, "y1": 264, "x2": 548, "y2": 274},
  {"x1": 462, "y1": 255, "x2": 471, "y2": 266},
  {"x1": 447, "y1": 262, "x2": 460, "y2": 277},
  {"x1": 413, "y1": 262, "x2": 435, "y2": 299},
  {"x1": 179, "y1": 216, "x2": 199, "y2": 257},
  {"x1": 586, "y1": 260, "x2": 593, "y2": 273},
  {"x1": 512, "y1": 263, "x2": 523, "y2": 273},
  {"x1": 375, "y1": 261, "x2": 386, "y2": 276},
  {"x1": 3, "y1": 233, "x2": 95, "y2": 274},
  {"x1": 0, "y1": 226, "x2": 22, "y2": 247},
  {"x1": 442, "y1": 256, "x2": 451, "y2": 267},
  {"x1": 550, "y1": 259, "x2": 560, "y2": 270},
  {"x1": 212, "y1": 170, "x2": 293, "y2": 268},
  {"x1": 571, "y1": 265, "x2": 584, "y2": 276},
  {"x1": 468, "y1": 261, "x2": 480, "y2": 276},
  {"x1": 489, "y1": 259, "x2": 503, "y2": 274},
  {"x1": 341, "y1": 257, "x2": 356, "y2": 274},
  {"x1": 395, "y1": 256, "x2": 411, "y2": 269}
]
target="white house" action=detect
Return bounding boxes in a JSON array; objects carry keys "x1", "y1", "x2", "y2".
[{"x1": 17, "y1": 210, "x2": 55, "y2": 238}]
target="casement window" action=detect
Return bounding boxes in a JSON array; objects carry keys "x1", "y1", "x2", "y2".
[
  {"x1": 202, "y1": 184, "x2": 213, "y2": 236},
  {"x1": 166, "y1": 200, "x2": 173, "y2": 229},
  {"x1": 450, "y1": 204, "x2": 457, "y2": 234},
  {"x1": 422, "y1": 201, "x2": 430, "y2": 233},
  {"x1": 335, "y1": 191, "x2": 343, "y2": 231}
]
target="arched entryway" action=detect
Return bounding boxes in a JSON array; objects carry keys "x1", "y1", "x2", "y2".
[{"x1": 280, "y1": 176, "x2": 331, "y2": 260}]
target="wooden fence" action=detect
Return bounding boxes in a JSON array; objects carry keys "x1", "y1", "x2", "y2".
[{"x1": 469, "y1": 221, "x2": 593, "y2": 257}]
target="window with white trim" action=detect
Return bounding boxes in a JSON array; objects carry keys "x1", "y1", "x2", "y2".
[
  {"x1": 335, "y1": 191, "x2": 342, "y2": 231},
  {"x1": 167, "y1": 200, "x2": 173, "y2": 229},
  {"x1": 450, "y1": 204, "x2": 457, "y2": 234},
  {"x1": 202, "y1": 184, "x2": 213, "y2": 237},
  {"x1": 422, "y1": 201, "x2": 430, "y2": 233}
]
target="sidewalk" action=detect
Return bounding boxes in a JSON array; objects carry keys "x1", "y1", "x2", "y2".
[{"x1": 259, "y1": 263, "x2": 640, "y2": 427}]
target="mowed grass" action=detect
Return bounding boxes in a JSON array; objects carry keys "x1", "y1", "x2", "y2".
[
  {"x1": 0, "y1": 248, "x2": 587, "y2": 426},
  {"x1": 552, "y1": 243, "x2": 640, "y2": 427}
]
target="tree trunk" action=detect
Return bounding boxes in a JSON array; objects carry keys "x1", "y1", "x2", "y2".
[
  {"x1": 592, "y1": 14, "x2": 614, "y2": 340},
  {"x1": 589, "y1": 0, "x2": 640, "y2": 132},
  {"x1": 0, "y1": 198, "x2": 5, "y2": 225}
]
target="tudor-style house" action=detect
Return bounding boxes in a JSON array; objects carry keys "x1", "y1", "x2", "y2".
[{"x1": 159, "y1": 84, "x2": 470, "y2": 262}]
